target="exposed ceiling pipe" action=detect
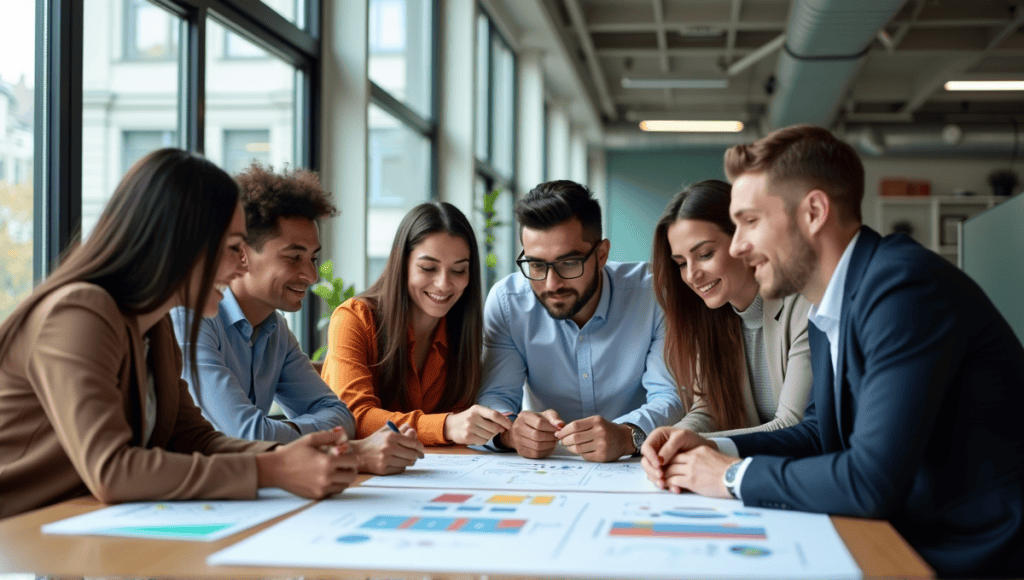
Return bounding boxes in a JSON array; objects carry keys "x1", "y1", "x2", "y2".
[
  {"x1": 766, "y1": 0, "x2": 905, "y2": 130},
  {"x1": 847, "y1": 123, "x2": 1024, "y2": 158}
]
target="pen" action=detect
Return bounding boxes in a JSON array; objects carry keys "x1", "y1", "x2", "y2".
[{"x1": 386, "y1": 420, "x2": 400, "y2": 433}]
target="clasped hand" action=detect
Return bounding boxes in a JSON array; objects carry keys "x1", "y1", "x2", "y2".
[
  {"x1": 640, "y1": 427, "x2": 734, "y2": 498},
  {"x1": 501, "y1": 410, "x2": 633, "y2": 463}
]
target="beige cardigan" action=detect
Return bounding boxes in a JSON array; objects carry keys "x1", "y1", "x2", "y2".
[
  {"x1": 0, "y1": 283, "x2": 276, "y2": 519},
  {"x1": 674, "y1": 294, "x2": 813, "y2": 437}
]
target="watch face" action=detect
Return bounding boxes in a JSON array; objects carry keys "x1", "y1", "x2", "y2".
[{"x1": 725, "y1": 461, "x2": 741, "y2": 483}]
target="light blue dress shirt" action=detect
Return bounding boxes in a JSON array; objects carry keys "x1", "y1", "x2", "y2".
[
  {"x1": 170, "y1": 288, "x2": 355, "y2": 443},
  {"x1": 477, "y1": 261, "x2": 683, "y2": 436},
  {"x1": 715, "y1": 231, "x2": 861, "y2": 498}
]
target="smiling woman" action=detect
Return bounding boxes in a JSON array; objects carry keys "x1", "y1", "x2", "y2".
[
  {"x1": 322, "y1": 201, "x2": 513, "y2": 447},
  {"x1": 651, "y1": 180, "x2": 813, "y2": 438}
]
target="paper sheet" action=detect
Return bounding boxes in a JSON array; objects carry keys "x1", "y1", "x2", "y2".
[
  {"x1": 361, "y1": 452, "x2": 659, "y2": 492},
  {"x1": 41, "y1": 488, "x2": 309, "y2": 541},
  {"x1": 208, "y1": 488, "x2": 862, "y2": 579}
]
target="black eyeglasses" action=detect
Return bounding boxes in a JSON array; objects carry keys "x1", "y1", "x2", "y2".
[{"x1": 516, "y1": 241, "x2": 603, "y2": 281}]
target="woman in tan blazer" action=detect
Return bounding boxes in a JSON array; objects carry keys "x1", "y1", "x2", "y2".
[
  {"x1": 0, "y1": 149, "x2": 357, "y2": 520},
  {"x1": 651, "y1": 179, "x2": 812, "y2": 438}
]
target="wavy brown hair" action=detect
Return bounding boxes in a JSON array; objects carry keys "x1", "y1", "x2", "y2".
[
  {"x1": 0, "y1": 149, "x2": 239, "y2": 388},
  {"x1": 724, "y1": 124, "x2": 864, "y2": 223},
  {"x1": 652, "y1": 180, "x2": 746, "y2": 431},
  {"x1": 357, "y1": 202, "x2": 482, "y2": 412}
]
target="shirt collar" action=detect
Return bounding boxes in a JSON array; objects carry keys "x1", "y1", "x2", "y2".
[
  {"x1": 590, "y1": 266, "x2": 612, "y2": 323},
  {"x1": 808, "y1": 230, "x2": 861, "y2": 331},
  {"x1": 408, "y1": 316, "x2": 449, "y2": 354},
  {"x1": 219, "y1": 286, "x2": 277, "y2": 340}
]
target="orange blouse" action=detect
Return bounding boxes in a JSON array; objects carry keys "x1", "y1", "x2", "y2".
[{"x1": 321, "y1": 298, "x2": 453, "y2": 445}]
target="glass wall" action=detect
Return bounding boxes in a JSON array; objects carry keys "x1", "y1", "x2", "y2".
[
  {"x1": 366, "y1": 0, "x2": 436, "y2": 286},
  {"x1": 205, "y1": 17, "x2": 296, "y2": 176},
  {"x1": 82, "y1": 0, "x2": 183, "y2": 238},
  {"x1": 474, "y1": 9, "x2": 516, "y2": 289},
  {"x1": 0, "y1": 0, "x2": 37, "y2": 320}
]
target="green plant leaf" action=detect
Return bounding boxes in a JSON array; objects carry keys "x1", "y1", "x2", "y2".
[
  {"x1": 319, "y1": 260, "x2": 334, "y2": 280},
  {"x1": 485, "y1": 234, "x2": 495, "y2": 245},
  {"x1": 486, "y1": 252, "x2": 498, "y2": 268},
  {"x1": 312, "y1": 345, "x2": 326, "y2": 362},
  {"x1": 343, "y1": 285, "x2": 356, "y2": 300},
  {"x1": 312, "y1": 284, "x2": 333, "y2": 301}
]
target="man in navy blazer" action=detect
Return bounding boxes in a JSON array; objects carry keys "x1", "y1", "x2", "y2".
[{"x1": 641, "y1": 125, "x2": 1024, "y2": 578}]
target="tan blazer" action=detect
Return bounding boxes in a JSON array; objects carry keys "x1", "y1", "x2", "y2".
[
  {"x1": 674, "y1": 294, "x2": 813, "y2": 437},
  {"x1": 0, "y1": 283, "x2": 276, "y2": 519}
]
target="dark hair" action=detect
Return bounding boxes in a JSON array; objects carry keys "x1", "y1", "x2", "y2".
[
  {"x1": 0, "y1": 148, "x2": 239, "y2": 388},
  {"x1": 515, "y1": 180, "x2": 602, "y2": 243},
  {"x1": 235, "y1": 163, "x2": 338, "y2": 250},
  {"x1": 724, "y1": 124, "x2": 864, "y2": 223},
  {"x1": 358, "y1": 202, "x2": 483, "y2": 412},
  {"x1": 651, "y1": 180, "x2": 746, "y2": 431}
]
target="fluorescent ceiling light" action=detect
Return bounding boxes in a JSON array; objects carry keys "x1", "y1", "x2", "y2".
[
  {"x1": 944, "y1": 80, "x2": 1024, "y2": 91},
  {"x1": 639, "y1": 120, "x2": 744, "y2": 132},
  {"x1": 621, "y1": 77, "x2": 728, "y2": 89}
]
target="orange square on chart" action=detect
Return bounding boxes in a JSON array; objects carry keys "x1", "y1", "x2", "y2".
[
  {"x1": 530, "y1": 496, "x2": 555, "y2": 505},
  {"x1": 487, "y1": 495, "x2": 528, "y2": 504},
  {"x1": 496, "y1": 519, "x2": 527, "y2": 530}
]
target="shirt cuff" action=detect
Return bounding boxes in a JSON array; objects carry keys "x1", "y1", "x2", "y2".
[
  {"x1": 731, "y1": 457, "x2": 755, "y2": 501},
  {"x1": 711, "y1": 437, "x2": 739, "y2": 457}
]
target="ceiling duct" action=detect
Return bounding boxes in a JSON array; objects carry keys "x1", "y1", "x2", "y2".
[
  {"x1": 848, "y1": 124, "x2": 1024, "y2": 158},
  {"x1": 766, "y1": 0, "x2": 905, "y2": 130}
]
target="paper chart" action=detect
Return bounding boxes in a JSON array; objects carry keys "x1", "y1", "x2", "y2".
[
  {"x1": 41, "y1": 488, "x2": 309, "y2": 541},
  {"x1": 207, "y1": 488, "x2": 862, "y2": 579},
  {"x1": 360, "y1": 452, "x2": 658, "y2": 492}
]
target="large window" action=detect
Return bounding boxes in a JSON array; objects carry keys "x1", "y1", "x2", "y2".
[
  {"x1": 84, "y1": 0, "x2": 183, "y2": 238},
  {"x1": 0, "y1": 0, "x2": 36, "y2": 321},
  {"x1": 29, "y1": 0, "x2": 321, "y2": 348},
  {"x1": 474, "y1": 9, "x2": 516, "y2": 289},
  {"x1": 366, "y1": 0, "x2": 437, "y2": 285}
]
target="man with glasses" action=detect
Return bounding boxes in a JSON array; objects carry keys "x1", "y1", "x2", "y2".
[{"x1": 477, "y1": 180, "x2": 683, "y2": 462}]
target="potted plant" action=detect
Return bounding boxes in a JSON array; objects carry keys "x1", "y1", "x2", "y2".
[
  {"x1": 310, "y1": 260, "x2": 355, "y2": 362},
  {"x1": 987, "y1": 169, "x2": 1020, "y2": 197}
]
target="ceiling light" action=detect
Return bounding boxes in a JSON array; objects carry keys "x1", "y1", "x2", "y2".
[
  {"x1": 639, "y1": 120, "x2": 744, "y2": 132},
  {"x1": 622, "y1": 77, "x2": 728, "y2": 90},
  {"x1": 944, "y1": 80, "x2": 1024, "y2": 91}
]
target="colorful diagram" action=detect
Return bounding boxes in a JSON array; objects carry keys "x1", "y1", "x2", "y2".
[
  {"x1": 731, "y1": 545, "x2": 772, "y2": 557},
  {"x1": 609, "y1": 521, "x2": 767, "y2": 540},
  {"x1": 361, "y1": 516, "x2": 526, "y2": 534},
  {"x1": 663, "y1": 507, "x2": 728, "y2": 519}
]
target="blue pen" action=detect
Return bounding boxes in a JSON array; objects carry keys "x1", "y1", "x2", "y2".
[{"x1": 386, "y1": 420, "x2": 400, "y2": 433}]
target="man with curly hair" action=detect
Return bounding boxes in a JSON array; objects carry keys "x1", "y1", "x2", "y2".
[{"x1": 172, "y1": 163, "x2": 424, "y2": 475}]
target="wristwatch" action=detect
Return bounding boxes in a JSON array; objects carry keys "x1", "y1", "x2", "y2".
[
  {"x1": 723, "y1": 459, "x2": 743, "y2": 499},
  {"x1": 623, "y1": 422, "x2": 646, "y2": 457}
]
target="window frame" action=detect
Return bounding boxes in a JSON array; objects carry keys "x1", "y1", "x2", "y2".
[{"x1": 34, "y1": 0, "x2": 323, "y2": 349}]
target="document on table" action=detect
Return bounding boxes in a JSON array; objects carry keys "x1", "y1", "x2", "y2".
[
  {"x1": 360, "y1": 452, "x2": 658, "y2": 492},
  {"x1": 208, "y1": 487, "x2": 861, "y2": 580},
  {"x1": 41, "y1": 488, "x2": 309, "y2": 541}
]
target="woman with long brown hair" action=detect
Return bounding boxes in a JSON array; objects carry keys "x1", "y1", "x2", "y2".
[
  {"x1": 322, "y1": 201, "x2": 512, "y2": 445},
  {"x1": 651, "y1": 179, "x2": 813, "y2": 437},
  {"x1": 0, "y1": 149, "x2": 358, "y2": 520}
]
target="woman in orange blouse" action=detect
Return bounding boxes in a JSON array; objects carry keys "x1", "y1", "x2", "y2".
[{"x1": 322, "y1": 202, "x2": 512, "y2": 445}]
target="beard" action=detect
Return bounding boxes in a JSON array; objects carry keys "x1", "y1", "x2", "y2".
[
  {"x1": 758, "y1": 225, "x2": 818, "y2": 300},
  {"x1": 536, "y1": 269, "x2": 601, "y2": 321}
]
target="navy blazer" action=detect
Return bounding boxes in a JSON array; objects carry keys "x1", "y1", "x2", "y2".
[{"x1": 731, "y1": 226, "x2": 1024, "y2": 578}]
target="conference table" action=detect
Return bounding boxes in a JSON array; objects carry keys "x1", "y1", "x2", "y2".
[{"x1": 0, "y1": 448, "x2": 934, "y2": 580}]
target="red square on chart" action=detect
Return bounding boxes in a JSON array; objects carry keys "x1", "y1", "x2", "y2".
[{"x1": 432, "y1": 493, "x2": 474, "y2": 504}]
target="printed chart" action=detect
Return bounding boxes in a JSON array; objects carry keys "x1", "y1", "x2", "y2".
[
  {"x1": 208, "y1": 488, "x2": 862, "y2": 579},
  {"x1": 42, "y1": 488, "x2": 308, "y2": 541},
  {"x1": 360, "y1": 452, "x2": 657, "y2": 492}
]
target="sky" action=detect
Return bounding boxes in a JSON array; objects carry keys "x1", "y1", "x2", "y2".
[{"x1": 0, "y1": 0, "x2": 37, "y2": 89}]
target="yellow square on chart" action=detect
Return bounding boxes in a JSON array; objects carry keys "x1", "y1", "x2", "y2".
[
  {"x1": 487, "y1": 495, "x2": 528, "y2": 504},
  {"x1": 530, "y1": 496, "x2": 555, "y2": 505}
]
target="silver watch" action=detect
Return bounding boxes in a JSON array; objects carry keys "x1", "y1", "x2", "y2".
[
  {"x1": 623, "y1": 422, "x2": 646, "y2": 457},
  {"x1": 723, "y1": 459, "x2": 743, "y2": 499}
]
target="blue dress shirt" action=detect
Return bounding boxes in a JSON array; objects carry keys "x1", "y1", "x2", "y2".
[
  {"x1": 170, "y1": 288, "x2": 355, "y2": 442},
  {"x1": 477, "y1": 261, "x2": 683, "y2": 436}
]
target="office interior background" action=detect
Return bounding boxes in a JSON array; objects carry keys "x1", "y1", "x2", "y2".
[{"x1": 2, "y1": 0, "x2": 1023, "y2": 354}]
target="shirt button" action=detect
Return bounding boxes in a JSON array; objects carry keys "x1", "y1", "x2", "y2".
[
  {"x1": 578, "y1": 336, "x2": 583, "y2": 341},
  {"x1": 583, "y1": 373, "x2": 589, "y2": 379}
]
